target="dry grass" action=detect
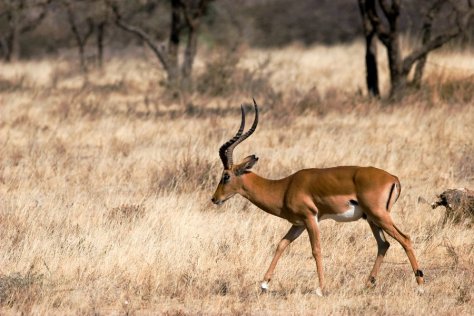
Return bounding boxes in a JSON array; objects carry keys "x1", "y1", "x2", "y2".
[{"x1": 0, "y1": 41, "x2": 473, "y2": 314}]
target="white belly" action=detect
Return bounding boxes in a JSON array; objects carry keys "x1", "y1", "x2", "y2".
[{"x1": 318, "y1": 204, "x2": 364, "y2": 222}]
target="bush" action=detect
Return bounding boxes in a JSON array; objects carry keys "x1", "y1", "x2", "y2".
[
  {"x1": 196, "y1": 51, "x2": 280, "y2": 104},
  {"x1": 0, "y1": 272, "x2": 44, "y2": 308}
]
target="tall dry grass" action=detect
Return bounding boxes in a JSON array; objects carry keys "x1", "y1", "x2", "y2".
[{"x1": 0, "y1": 41, "x2": 473, "y2": 314}]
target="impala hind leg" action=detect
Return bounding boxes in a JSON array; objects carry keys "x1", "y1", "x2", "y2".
[
  {"x1": 367, "y1": 220, "x2": 390, "y2": 287},
  {"x1": 373, "y1": 214, "x2": 424, "y2": 287},
  {"x1": 261, "y1": 225, "x2": 305, "y2": 292}
]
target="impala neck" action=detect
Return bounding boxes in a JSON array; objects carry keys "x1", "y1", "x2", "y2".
[{"x1": 239, "y1": 172, "x2": 287, "y2": 216}]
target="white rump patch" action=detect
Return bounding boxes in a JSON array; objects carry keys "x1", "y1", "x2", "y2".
[{"x1": 318, "y1": 204, "x2": 364, "y2": 222}]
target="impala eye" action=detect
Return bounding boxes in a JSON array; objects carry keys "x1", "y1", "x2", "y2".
[{"x1": 222, "y1": 174, "x2": 231, "y2": 183}]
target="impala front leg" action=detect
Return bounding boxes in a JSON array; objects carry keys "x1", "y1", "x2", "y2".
[
  {"x1": 261, "y1": 225, "x2": 305, "y2": 292},
  {"x1": 305, "y1": 216, "x2": 324, "y2": 296}
]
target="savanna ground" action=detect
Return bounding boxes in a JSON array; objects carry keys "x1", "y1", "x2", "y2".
[{"x1": 0, "y1": 41, "x2": 473, "y2": 315}]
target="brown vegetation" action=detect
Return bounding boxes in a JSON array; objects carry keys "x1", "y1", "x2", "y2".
[
  {"x1": 0, "y1": 43, "x2": 473, "y2": 314},
  {"x1": 432, "y1": 188, "x2": 474, "y2": 225}
]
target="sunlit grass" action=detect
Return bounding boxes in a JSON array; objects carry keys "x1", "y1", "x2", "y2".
[{"x1": 0, "y1": 42, "x2": 473, "y2": 314}]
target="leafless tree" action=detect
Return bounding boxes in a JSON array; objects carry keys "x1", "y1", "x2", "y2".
[
  {"x1": 64, "y1": 1, "x2": 93, "y2": 71},
  {"x1": 0, "y1": 0, "x2": 51, "y2": 62},
  {"x1": 358, "y1": 0, "x2": 474, "y2": 98},
  {"x1": 96, "y1": 18, "x2": 107, "y2": 68},
  {"x1": 62, "y1": 0, "x2": 109, "y2": 71},
  {"x1": 108, "y1": 0, "x2": 212, "y2": 89}
]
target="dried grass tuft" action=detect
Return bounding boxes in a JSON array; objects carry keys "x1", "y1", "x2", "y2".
[{"x1": 108, "y1": 204, "x2": 146, "y2": 224}]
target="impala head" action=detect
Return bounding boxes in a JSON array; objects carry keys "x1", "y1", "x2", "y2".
[{"x1": 211, "y1": 99, "x2": 259, "y2": 205}]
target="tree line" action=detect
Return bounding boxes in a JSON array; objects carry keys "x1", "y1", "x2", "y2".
[{"x1": 1, "y1": 0, "x2": 473, "y2": 98}]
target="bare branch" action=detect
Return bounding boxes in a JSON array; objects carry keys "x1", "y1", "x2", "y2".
[
  {"x1": 85, "y1": 18, "x2": 95, "y2": 44},
  {"x1": 406, "y1": 1, "x2": 474, "y2": 73},
  {"x1": 20, "y1": 0, "x2": 52, "y2": 34},
  {"x1": 181, "y1": 3, "x2": 197, "y2": 30},
  {"x1": 412, "y1": 0, "x2": 446, "y2": 85},
  {"x1": 379, "y1": 0, "x2": 392, "y2": 16},
  {"x1": 66, "y1": 3, "x2": 93, "y2": 47},
  {"x1": 403, "y1": 29, "x2": 459, "y2": 74},
  {"x1": 379, "y1": 0, "x2": 400, "y2": 18},
  {"x1": 181, "y1": 0, "x2": 210, "y2": 29},
  {"x1": 456, "y1": 5, "x2": 474, "y2": 38},
  {"x1": 107, "y1": 1, "x2": 170, "y2": 74}
]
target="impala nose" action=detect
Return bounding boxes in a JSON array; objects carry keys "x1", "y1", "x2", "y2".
[{"x1": 212, "y1": 197, "x2": 223, "y2": 205}]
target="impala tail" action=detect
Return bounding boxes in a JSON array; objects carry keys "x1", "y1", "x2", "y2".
[{"x1": 386, "y1": 179, "x2": 401, "y2": 211}]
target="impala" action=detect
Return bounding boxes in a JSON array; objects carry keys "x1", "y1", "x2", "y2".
[{"x1": 211, "y1": 99, "x2": 424, "y2": 296}]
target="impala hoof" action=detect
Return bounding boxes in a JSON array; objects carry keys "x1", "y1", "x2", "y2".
[
  {"x1": 366, "y1": 276, "x2": 377, "y2": 288},
  {"x1": 417, "y1": 286, "x2": 425, "y2": 295},
  {"x1": 315, "y1": 287, "x2": 324, "y2": 297},
  {"x1": 260, "y1": 281, "x2": 269, "y2": 293}
]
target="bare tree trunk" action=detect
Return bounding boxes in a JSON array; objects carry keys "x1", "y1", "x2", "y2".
[
  {"x1": 386, "y1": 36, "x2": 405, "y2": 98},
  {"x1": 0, "y1": 38, "x2": 6, "y2": 59},
  {"x1": 168, "y1": 0, "x2": 182, "y2": 87},
  {"x1": 3, "y1": 33, "x2": 16, "y2": 62},
  {"x1": 180, "y1": 0, "x2": 209, "y2": 90},
  {"x1": 412, "y1": 53, "x2": 428, "y2": 89},
  {"x1": 358, "y1": 0, "x2": 379, "y2": 97},
  {"x1": 413, "y1": 0, "x2": 445, "y2": 87},
  {"x1": 378, "y1": 0, "x2": 407, "y2": 98},
  {"x1": 96, "y1": 21, "x2": 106, "y2": 68},
  {"x1": 5, "y1": 5, "x2": 20, "y2": 62},
  {"x1": 364, "y1": 0, "x2": 404, "y2": 98},
  {"x1": 181, "y1": 26, "x2": 198, "y2": 90},
  {"x1": 365, "y1": 34, "x2": 379, "y2": 96},
  {"x1": 182, "y1": 27, "x2": 198, "y2": 78},
  {"x1": 66, "y1": 3, "x2": 94, "y2": 72}
]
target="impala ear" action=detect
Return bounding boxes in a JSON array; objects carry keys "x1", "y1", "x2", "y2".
[{"x1": 234, "y1": 155, "x2": 259, "y2": 175}]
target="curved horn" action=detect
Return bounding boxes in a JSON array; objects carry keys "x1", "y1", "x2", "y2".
[
  {"x1": 221, "y1": 99, "x2": 259, "y2": 168},
  {"x1": 219, "y1": 105, "x2": 246, "y2": 169}
]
